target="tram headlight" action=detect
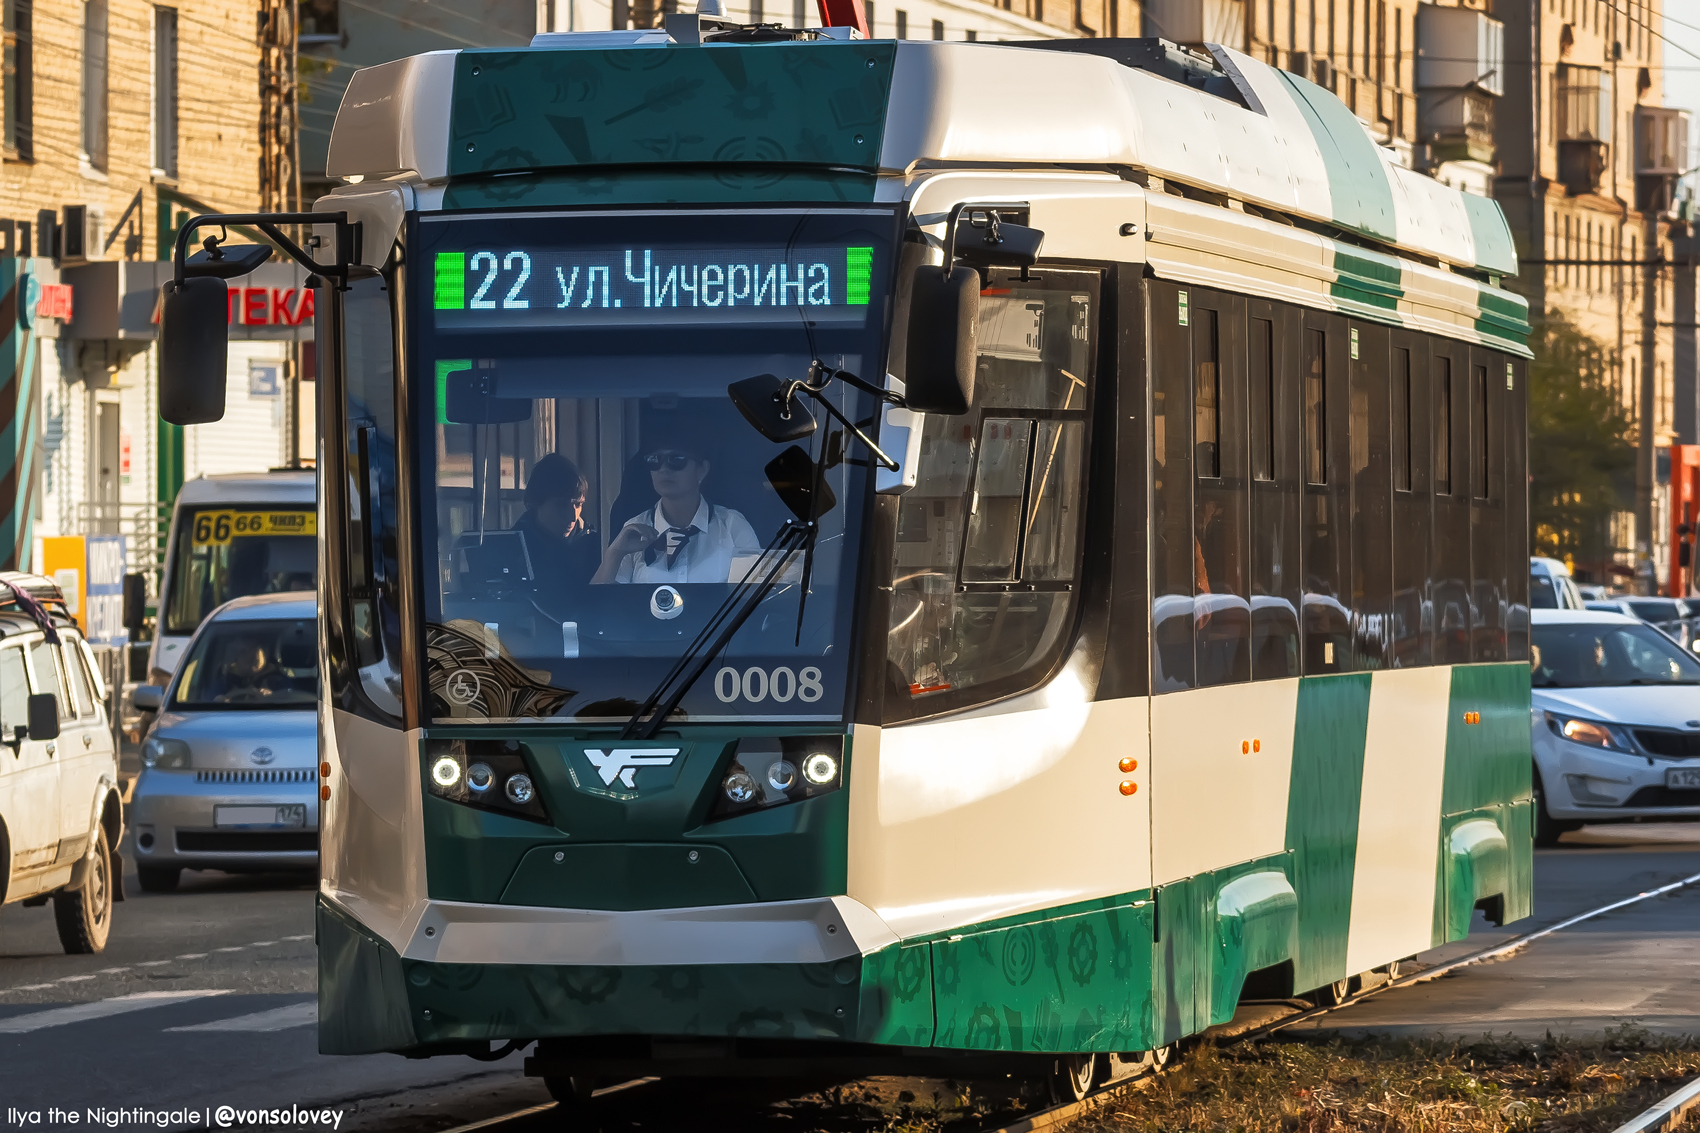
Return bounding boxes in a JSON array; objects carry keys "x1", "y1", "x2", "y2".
[
  {"x1": 709, "y1": 737, "x2": 845, "y2": 822},
  {"x1": 504, "y1": 773, "x2": 536, "y2": 804},
  {"x1": 424, "y1": 740, "x2": 550, "y2": 823},
  {"x1": 431, "y1": 755, "x2": 464, "y2": 788}
]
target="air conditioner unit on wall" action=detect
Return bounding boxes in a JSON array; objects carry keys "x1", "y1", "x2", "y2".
[{"x1": 59, "y1": 204, "x2": 106, "y2": 264}]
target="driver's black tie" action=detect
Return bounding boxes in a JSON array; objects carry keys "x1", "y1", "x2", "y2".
[{"x1": 646, "y1": 524, "x2": 701, "y2": 568}]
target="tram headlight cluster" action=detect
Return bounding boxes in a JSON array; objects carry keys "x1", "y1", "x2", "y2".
[
  {"x1": 425, "y1": 740, "x2": 550, "y2": 822},
  {"x1": 710, "y1": 736, "x2": 844, "y2": 821}
]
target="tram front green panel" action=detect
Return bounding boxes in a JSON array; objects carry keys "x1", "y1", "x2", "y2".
[
  {"x1": 447, "y1": 42, "x2": 896, "y2": 179},
  {"x1": 421, "y1": 734, "x2": 848, "y2": 909}
]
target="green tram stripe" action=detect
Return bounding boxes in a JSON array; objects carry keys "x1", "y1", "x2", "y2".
[
  {"x1": 846, "y1": 246, "x2": 873, "y2": 305},
  {"x1": 1284, "y1": 672, "x2": 1373, "y2": 994},
  {"x1": 434, "y1": 252, "x2": 466, "y2": 310}
]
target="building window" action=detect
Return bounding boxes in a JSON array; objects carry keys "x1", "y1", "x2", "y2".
[
  {"x1": 299, "y1": 0, "x2": 339, "y2": 44},
  {"x1": 1555, "y1": 64, "x2": 1611, "y2": 142},
  {"x1": 154, "y1": 7, "x2": 177, "y2": 176},
  {"x1": 931, "y1": 17, "x2": 942, "y2": 37},
  {"x1": 3, "y1": 0, "x2": 32, "y2": 161},
  {"x1": 894, "y1": 7, "x2": 905, "y2": 36},
  {"x1": 82, "y1": 0, "x2": 108, "y2": 170},
  {"x1": 965, "y1": 27, "x2": 975, "y2": 39}
]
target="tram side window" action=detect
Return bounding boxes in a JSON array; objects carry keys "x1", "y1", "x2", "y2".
[
  {"x1": 1390, "y1": 335, "x2": 1433, "y2": 667},
  {"x1": 1349, "y1": 322, "x2": 1392, "y2": 670},
  {"x1": 1432, "y1": 349, "x2": 1473, "y2": 665},
  {"x1": 1301, "y1": 321, "x2": 1350, "y2": 673},
  {"x1": 341, "y1": 273, "x2": 403, "y2": 717},
  {"x1": 1248, "y1": 304, "x2": 1300, "y2": 679},
  {"x1": 1470, "y1": 355, "x2": 1507, "y2": 662},
  {"x1": 1150, "y1": 283, "x2": 1197, "y2": 690},
  {"x1": 1193, "y1": 298, "x2": 1250, "y2": 687},
  {"x1": 885, "y1": 271, "x2": 1097, "y2": 720},
  {"x1": 1505, "y1": 357, "x2": 1531, "y2": 661}
]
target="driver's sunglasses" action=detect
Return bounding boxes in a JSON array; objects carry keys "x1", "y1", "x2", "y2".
[{"x1": 645, "y1": 452, "x2": 694, "y2": 472}]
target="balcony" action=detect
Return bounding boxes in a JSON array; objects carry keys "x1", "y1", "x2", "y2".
[
  {"x1": 1555, "y1": 65, "x2": 1612, "y2": 195},
  {"x1": 1418, "y1": 87, "x2": 1495, "y2": 165},
  {"x1": 1636, "y1": 105, "x2": 1692, "y2": 215},
  {"x1": 1415, "y1": 5, "x2": 1504, "y2": 97}
]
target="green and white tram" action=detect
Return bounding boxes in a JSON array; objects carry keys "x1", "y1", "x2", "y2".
[{"x1": 159, "y1": 23, "x2": 1532, "y2": 1095}]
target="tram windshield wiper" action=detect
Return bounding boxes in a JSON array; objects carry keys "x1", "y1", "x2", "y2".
[{"x1": 619, "y1": 518, "x2": 816, "y2": 741}]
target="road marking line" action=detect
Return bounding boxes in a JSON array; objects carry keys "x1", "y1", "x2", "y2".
[
  {"x1": 135, "y1": 961, "x2": 172, "y2": 967},
  {"x1": 213, "y1": 947, "x2": 245, "y2": 953},
  {"x1": 0, "y1": 991, "x2": 231, "y2": 1034},
  {"x1": 251, "y1": 941, "x2": 277, "y2": 947},
  {"x1": 281, "y1": 935, "x2": 312, "y2": 942},
  {"x1": 11, "y1": 984, "x2": 54, "y2": 992},
  {"x1": 176, "y1": 953, "x2": 208, "y2": 960},
  {"x1": 57, "y1": 975, "x2": 96, "y2": 983},
  {"x1": 95, "y1": 968, "x2": 129, "y2": 975},
  {"x1": 165, "y1": 1000, "x2": 317, "y2": 1033}
]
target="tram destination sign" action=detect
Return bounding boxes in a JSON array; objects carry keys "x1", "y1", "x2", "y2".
[{"x1": 431, "y1": 245, "x2": 876, "y2": 330}]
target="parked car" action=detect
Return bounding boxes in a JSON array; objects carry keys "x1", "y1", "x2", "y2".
[
  {"x1": 1576, "y1": 584, "x2": 1612, "y2": 602},
  {"x1": 129, "y1": 592, "x2": 318, "y2": 891},
  {"x1": 0, "y1": 572, "x2": 124, "y2": 951},
  {"x1": 1531, "y1": 607, "x2": 1700, "y2": 845},
  {"x1": 1585, "y1": 596, "x2": 1694, "y2": 650},
  {"x1": 1531, "y1": 557, "x2": 1585, "y2": 610}
]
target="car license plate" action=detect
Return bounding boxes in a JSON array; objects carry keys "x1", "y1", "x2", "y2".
[
  {"x1": 1665, "y1": 768, "x2": 1700, "y2": 790},
  {"x1": 215, "y1": 804, "x2": 306, "y2": 828}
]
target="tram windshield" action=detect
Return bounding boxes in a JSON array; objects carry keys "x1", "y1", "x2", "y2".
[{"x1": 413, "y1": 209, "x2": 898, "y2": 724}]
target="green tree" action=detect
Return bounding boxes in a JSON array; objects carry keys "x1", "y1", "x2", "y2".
[{"x1": 1528, "y1": 311, "x2": 1634, "y2": 567}]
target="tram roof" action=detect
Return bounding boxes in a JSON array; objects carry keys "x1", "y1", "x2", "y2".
[{"x1": 327, "y1": 36, "x2": 1517, "y2": 278}]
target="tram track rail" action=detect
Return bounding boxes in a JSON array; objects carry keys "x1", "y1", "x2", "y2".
[{"x1": 437, "y1": 867, "x2": 1700, "y2": 1133}]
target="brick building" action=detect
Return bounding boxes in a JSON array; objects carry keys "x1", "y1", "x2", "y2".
[{"x1": 0, "y1": 0, "x2": 308, "y2": 588}]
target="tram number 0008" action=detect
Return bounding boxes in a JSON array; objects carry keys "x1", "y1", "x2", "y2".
[{"x1": 714, "y1": 666, "x2": 823, "y2": 704}]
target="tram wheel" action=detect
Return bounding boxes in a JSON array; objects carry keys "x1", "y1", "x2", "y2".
[
  {"x1": 544, "y1": 1075, "x2": 597, "y2": 1107},
  {"x1": 1308, "y1": 976, "x2": 1353, "y2": 1008},
  {"x1": 1048, "y1": 1054, "x2": 1097, "y2": 1103}
]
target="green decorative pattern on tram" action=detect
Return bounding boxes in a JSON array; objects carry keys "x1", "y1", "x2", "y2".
[
  {"x1": 420, "y1": 730, "x2": 849, "y2": 908},
  {"x1": 929, "y1": 904, "x2": 1154, "y2": 1053},
  {"x1": 1329, "y1": 246, "x2": 1402, "y2": 314},
  {"x1": 856, "y1": 942, "x2": 935, "y2": 1046},
  {"x1": 1284, "y1": 672, "x2": 1373, "y2": 994},
  {"x1": 446, "y1": 43, "x2": 896, "y2": 179},
  {"x1": 441, "y1": 168, "x2": 880, "y2": 209},
  {"x1": 1475, "y1": 287, "x2": 1533, "y2": 350}
]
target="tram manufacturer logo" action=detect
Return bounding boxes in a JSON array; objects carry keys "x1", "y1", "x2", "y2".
[{"x1": 584, "y1": 748, "x2": 680, "y2": 789}]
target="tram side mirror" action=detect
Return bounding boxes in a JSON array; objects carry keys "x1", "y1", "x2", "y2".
[
  {"x1": 26, "y1": 693, "x2": 59, "y2": 742},
  {"x1": 766, "y1": 444, "x2": 837, "y2": 521},
  {"x1": 952, "y1": 218, "x2": 1045, "y2": 272},
  {"x1": 158, "y1": 277, "x2": 232, "y2": 425},
  {"x1": 903, "y1": 265, "x2": 979, "y2": 415},
  {"x1": 445, "y1": 371, "x2": 531, "y2": 424},
  {"x1": 729, "y1": 374, "x2": 818, "y2": 443}
]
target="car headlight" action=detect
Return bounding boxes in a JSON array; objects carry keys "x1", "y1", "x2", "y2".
[
  {"x1": 141, "y1": 737, "x2": 191, "y2": 769},
  {"x1": 424, "y1": 740, "x2": 549, "y2": 823},
  {"x1": 710, "y1": 737, "x2": 844, "y2": 822},
  {"x1": 1545, "y1": 712, "x2": 1633, "y2": 752}
]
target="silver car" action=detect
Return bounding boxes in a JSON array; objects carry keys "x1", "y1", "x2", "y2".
[{"x1": 129, "y1": 592, "x2": 318, "y2": 891}]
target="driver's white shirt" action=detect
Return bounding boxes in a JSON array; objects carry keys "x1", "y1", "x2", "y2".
[{"x1": 613, "y1": 499, "x2": 762, "y2": 585}]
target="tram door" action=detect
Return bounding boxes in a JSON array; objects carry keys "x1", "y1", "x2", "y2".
[{"x1": 1145, "y1": 280, "x2": 1307, "y2": 1039}]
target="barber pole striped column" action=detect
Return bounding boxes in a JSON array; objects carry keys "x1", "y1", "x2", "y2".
[{"x1": 0, "y1": 258, "x2": 42, "y2": 572}]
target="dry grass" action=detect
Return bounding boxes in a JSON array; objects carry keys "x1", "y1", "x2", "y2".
[{"x1": 1077, "y1": 1028, "x2": 1700, "y2": 1133}]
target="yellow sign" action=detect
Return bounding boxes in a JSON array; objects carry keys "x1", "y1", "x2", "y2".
[
  {"x1": 190, "y1": 510, "x2": 317, "y2": 547},
  {"x1": 41, "y1": 536, "x2": 86, "y2": 618}
]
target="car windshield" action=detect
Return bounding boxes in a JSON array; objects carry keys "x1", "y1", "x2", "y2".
[
  {"x1": 172, "y1": 617, "x2": 319, "y2": 708},
  {"x1": 413, "y1": 208, "x2": 897, "y2": 725},
  {"x1": 1531, "y1": 621, "x2": 1700, "y2": 687},
  {"x1": 164, "y1": 507, "x2": 316, "y2": 634},
  {"x1": 1530, "y1": 572, "x2": 1561, "y2": 609}
]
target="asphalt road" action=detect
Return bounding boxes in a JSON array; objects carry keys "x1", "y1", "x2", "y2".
[{"x1": 0, "y1": 824, "x2": 1696, "y2": 1131}]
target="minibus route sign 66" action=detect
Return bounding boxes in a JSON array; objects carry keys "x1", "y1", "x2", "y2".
[{"x1": 191, "y1": 509, "x2": 317, "y2": 547}]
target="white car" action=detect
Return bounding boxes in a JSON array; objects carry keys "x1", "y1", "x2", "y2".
[
  {"x1": 0, "y1": 572, "x2": 124, "y2": 951},
  {"x1": 1532, "y1": 607, "x2": 1700, "y2": 845}
]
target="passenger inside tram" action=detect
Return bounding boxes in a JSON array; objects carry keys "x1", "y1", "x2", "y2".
[
  {"x1": 590, "y1": 434, "x2": 762, "y2": 585},
  {"x1": 510, "y1": 453, "x2": 600, "y2": 589}
]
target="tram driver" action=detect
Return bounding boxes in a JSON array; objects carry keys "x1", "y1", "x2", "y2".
[{"x1": 591, "y1": 436, "x2": 762, "y2": 586}]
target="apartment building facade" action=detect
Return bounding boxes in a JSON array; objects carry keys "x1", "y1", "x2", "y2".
[{"x1": 0, "y1": 0, "x2": 308, "y2": 587}]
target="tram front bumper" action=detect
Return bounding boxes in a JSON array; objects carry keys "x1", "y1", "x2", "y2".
[{"x1": 316, "y1": 894, "x2": 927, "y2": 1056}]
